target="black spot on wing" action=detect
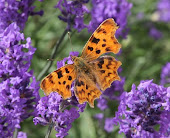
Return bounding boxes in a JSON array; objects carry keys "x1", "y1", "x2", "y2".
[
  {"x1": 86, "y1": 85, "x2": 88, "y2": 90},
  {"x1": 106, "y1": 60, "x2": 112, "y2": 69},
  {"x1": 88, "y1": 46, "x2": 93, "y2": 51},
  {"x1": 102, "y1": 44, "x2": 106, "y2": 47},
  {"x1": 75, "y1": 80, "x2": 81, "y2": 86},
  {"x1": 103, "y1": 30, "x2": 106, "y2": 34},
  {"x1": 49, "y1": 80, "x2": 54, "y2": 84},
  {"x1": 92, "y1": 37, "x2": 100, "y2": 44},
  {"x1": 97, "y1": 60, "x2": 104, "y2": 69},
  {"x1": 108, "y1": 73, "x2": 112, "y2": 76},
  {"x1": 80, "y1": 81, "x2": 85, "y2": 86},
  {"x1": 106, "y1": 47, "x2": 111, "y2": 52},
  {"x1": 96, "y1": 50, "x2": 101, "y2": 54},
  {"x1": 75, "y1": 79, "x2": 85, "y2": 86},
  {"x1": 47, "y1": 74, "x2": 54, "y2": 84},
  {"x1": 100, "y1": 70, "x2": 105, "y2": 73},
  {"x1": 81, "y1": 89, "x2": 85, "y2": 93},
  {"x1": 47, "y1": 74, "x2": 52, "y2": 79},
  {"x1": 68, "y1": 76, "x2": 72, "y2": 80},
  {"x1": 65, "y1": 68, "x2": 69, "y2": 73},
  {"x1": 107, "y1": 56, "x2": 113, "y2": 61},
  {"x1": 56, "y1": 70, "x2": 63, "y2": 79},
  {"x1": 66, "y1": 85, "x2": 70, "y2": 90}
]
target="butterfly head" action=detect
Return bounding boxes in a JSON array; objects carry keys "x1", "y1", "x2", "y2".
[
  {"x1": 70, "y1": 55, "x2": 80, "y2": 63},
  {"x1": 70, "y1": 55, "x2": 86, "y2": 67}
]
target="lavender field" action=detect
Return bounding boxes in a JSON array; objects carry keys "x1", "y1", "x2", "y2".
[{"x1": 0, "y1": 0, "x2": 170, "y2": 138}]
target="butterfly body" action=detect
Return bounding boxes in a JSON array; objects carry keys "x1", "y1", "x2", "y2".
[
  {"x1": 71, "y1": 56, "x2": 90, "y2": 72},
  {"x1": 41, "y1": 18, "x2": 122, "y2": 108}
]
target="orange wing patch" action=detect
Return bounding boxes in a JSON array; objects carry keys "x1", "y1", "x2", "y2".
[
  {"x1": 91, "y1": 56, "x2": 122, "y2": 91},
  {"x1": 74, "y1": 76, "x2": 101, "y2": 108},
  {"x1": 40, "y1": 64, "x2": 76, "y2": 99},
  {"x1": 81, "y1": 18, "x2": 121, "y2": 61}
]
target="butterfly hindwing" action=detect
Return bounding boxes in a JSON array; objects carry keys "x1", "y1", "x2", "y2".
[
  {"x1": 81, "y1": 18, "x2": 121, "y2": 61},
  {"x1": 90, "y1": 56, "x2": 122, "y2": 91},
  {"x1": 74, "y1": 75, "x2": 101, "y2": 108},
  {"x1": 40, "y1": 64, "x2": 76, "y2": 99}
]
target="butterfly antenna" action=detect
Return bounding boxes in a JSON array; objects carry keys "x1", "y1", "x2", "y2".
[
  {"x1": 47, "y1": 58, "x2": 54, "y2": 61},
  {"x1": 67, "y1": 31, "x2": 74, "y2": 52}
]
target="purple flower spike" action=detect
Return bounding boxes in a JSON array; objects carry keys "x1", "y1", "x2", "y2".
[
  {"x1": 17, "y1": 132, "x2": 27, "y2": 138},
  {"x1": 34, "y1": 92, "x2": 86, "y2": 138},
  {"x1": 114, "y1": 80, "x2": 170, "y2": 137},
  {"x1": 104, "y1": 118, "x2": 114, "y2": 133},
  {"x1": 89, "y1": 0, "x2": 132, "y2": 38},
  {"x1": 55, "y1": 0, "x2": 89, "y2": 32},
  {"x1": 160, "y1": 62, "x2": 170, "y2": 86},
  {"x1": 157, "y1": 0, "x2": 170, "y2": 23},
  {"x1": 0, "y1": 23, "x2": 40, "y2": 137},
  {"x1": 0, "y1": 0, "x2": 43, "y2": 33}
]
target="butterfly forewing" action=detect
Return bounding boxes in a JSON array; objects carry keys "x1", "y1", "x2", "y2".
[
  {"x1": 90, "y1": 56, "x2": 122, "y2": 91},
  {"x1": 81, "y1": 18, "x2": 121, "y2": 61},
  {"x1": 40, "y1": 64, "x2": 76, "y2": 99}
]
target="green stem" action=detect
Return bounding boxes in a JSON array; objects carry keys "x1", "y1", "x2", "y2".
[
  {"x1": 37, "y1": 29, "x2": 68, "y2": 81},
  {"x1": 45, "y1": 122, "x2": 55, "y2": 138},
  {"x1": 13, "y1": 128, "x2": 18, "y2": 138}
]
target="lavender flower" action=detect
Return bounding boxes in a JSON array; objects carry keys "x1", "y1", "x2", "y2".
[
  {"x1": 17, "y1": 132, "x2": 27, "y2": 138},
  {"x1": 89, "y1": 0, "x2": 132, "y2": 38},
  {"x1": 157, "y1": 0, "x2": 170, "y2": 23},
  {"x1": 104, "y1": 117, "x2": 115, "y2": 133},
  {"x1": 113, "y1": 80, "x2": 170, "y2": 137},
  {"x1": 34, "y1": 52, "x2": 86, "y2": 138},
  {"x1": 55, "y1": 0, "x2": 89, "y2": 31},
  {"x1": 34, "y1": 92, "x2": 86, "y2": 138},
  {"x1": 149, "y1": 27, "x2": 162, "y2": 40},
  {"x1": 0, "y1": 23, "x2": 40, "y2": 137},
  {"x1": 57, "y1": 51, "x2": 79, "y2": 68},
  {"x1": 160, "y1": 62, "x2": 170, "y2": 86},
  {"x1": 0, "y1": 0, "x2": 43, "y2": 33}
]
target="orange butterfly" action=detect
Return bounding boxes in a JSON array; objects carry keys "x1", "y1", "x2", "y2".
[{"x1": 40, "y1": 18, "x2": 122, "y2": 108}]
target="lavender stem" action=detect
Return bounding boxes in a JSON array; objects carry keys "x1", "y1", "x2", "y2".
[
  {"x1": 37, "y1": 29, "x2": 68, "y2": 81},
  {"x1": 45, "y1": 122, "x2": 55, "y2": 138},
  {"x1": 13, "y1": 128, "x2": 18, "y2": 138}
]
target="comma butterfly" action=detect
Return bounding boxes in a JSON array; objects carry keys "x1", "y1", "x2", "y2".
[{"x1": 40, "y1": 18, "x2": 122, "y2": 108}]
